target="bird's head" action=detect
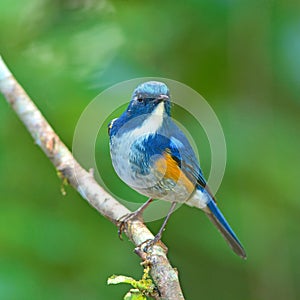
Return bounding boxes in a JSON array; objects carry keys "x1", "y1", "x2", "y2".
[
  {"x1": 127, "y1": 81, "x2": 171, "y2": 117},
  {"x1": 108, "y1": 81, "x2": 171, "y2": 137}
]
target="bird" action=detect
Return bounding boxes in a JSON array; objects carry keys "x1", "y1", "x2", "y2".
[{"x1": 108, "y1": 81, "x2": 246, "y2": 259}]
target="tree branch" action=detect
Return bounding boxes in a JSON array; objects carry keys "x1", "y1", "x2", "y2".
[{"x1": 0, "y1": 56, "x2": 184, "y2": 300}]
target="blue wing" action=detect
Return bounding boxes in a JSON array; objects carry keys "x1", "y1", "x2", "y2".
[
  {"x1": 160, "y1": 118, "x2": 216, "y2": 201},
  {"x1": 129, "y1": 118, "x2": 215, "y2": 200}
]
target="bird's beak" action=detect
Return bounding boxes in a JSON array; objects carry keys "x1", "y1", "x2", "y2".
[{"x1": 156, "y1": 94, "x2": 169, "y2": 102}]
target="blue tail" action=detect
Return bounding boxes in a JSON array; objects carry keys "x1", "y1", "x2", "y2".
[{"x1": 206, "y1": 200, "x2": 246, "y2": 259}]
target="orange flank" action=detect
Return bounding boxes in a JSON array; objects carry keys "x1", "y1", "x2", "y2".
[{"x1": 155, "y1": 150, "x2": 195, "y2": 194}]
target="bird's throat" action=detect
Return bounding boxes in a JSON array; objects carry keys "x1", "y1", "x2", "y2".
[{"x1": 129, "y1": 102, "x2": 165, "y2": 138}]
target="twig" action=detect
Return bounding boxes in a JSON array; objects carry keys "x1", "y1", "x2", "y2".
[{"x1": 0, "y1": 56, "x2": 184, "y2": 300}]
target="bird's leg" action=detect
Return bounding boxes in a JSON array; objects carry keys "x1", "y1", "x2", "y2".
[
  {"x1": 142, "y1": 201, "x2": 177, "y2": 251},
  {"x1": 118, "y1": 198, "x2": 153, "y2": 239}
]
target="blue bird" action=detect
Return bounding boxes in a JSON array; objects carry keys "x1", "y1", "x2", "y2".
[{"x1": 108, "y1": 81, "x2": 246, "y2": 259}]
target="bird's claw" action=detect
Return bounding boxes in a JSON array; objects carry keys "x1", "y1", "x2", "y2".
[
  {"x1": 138, "y1": 235, "x2": 162, "y2": 253},
  {"x1": 140, "y1": 239, "x2": 156, "y2": 253},
  {"x1": 117, "y1": 211, "x2": 143, "y2": 240}
]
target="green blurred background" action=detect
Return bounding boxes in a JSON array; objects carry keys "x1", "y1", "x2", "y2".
[{"x1": 1, "y1": 0, "x2": 300, "y2": 299}]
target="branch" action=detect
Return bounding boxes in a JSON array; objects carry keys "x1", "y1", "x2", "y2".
[{"x1": 0, "y1": 56, "x2": 184, "y2": 300}]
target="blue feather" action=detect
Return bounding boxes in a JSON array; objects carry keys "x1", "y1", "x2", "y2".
[{"x1": 206, "y1": 199, "x2": 246, "y2": 259}]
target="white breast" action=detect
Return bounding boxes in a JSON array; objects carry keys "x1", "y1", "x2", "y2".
[{"x1": 110, "y1": 102, "x2": 166, "y2": 189}]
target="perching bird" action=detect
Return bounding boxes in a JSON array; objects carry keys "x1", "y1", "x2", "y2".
[{"x1": 108, "y1": 81, "x2": 246, "y2": 259}]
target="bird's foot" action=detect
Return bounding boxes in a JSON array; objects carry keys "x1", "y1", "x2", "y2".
[
  {"x1": 117, "y1": 198, "x2": 154, "y2": 240},
  {"x1": 138, "y1": 232, "x2": 166, "y2": 253},
  {"x1": 117, "y1": 211, "x2": 143, "y2": 239}
]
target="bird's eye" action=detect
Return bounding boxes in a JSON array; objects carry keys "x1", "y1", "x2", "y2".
[{"x1": 137, "y1": 98, "x2": 143, "y2": 103}]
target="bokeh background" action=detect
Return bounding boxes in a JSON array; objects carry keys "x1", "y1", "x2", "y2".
[{"x1": 1, "y1": 0, "x2": 300, "y2": 299}]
